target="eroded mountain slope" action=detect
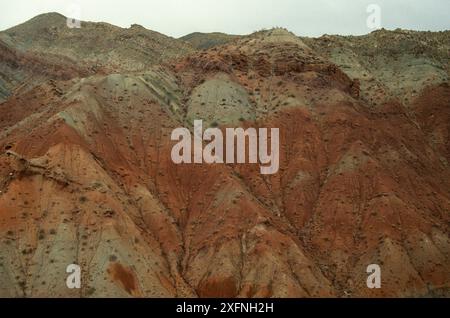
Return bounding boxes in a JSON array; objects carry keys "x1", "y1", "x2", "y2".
[{"x1": 0, "y1": 22, "x2": 449, "y2": 297}]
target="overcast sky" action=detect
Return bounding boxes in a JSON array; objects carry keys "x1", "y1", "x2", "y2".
[{"x1": 1, "y1": 0, "x2": 449, "y2": 38}]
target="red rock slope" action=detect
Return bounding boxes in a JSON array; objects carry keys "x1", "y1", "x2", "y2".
[{"x1": 0, "y1": 20, "x2": 448, "y2": 297}]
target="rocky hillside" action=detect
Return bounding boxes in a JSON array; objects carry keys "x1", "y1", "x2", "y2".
[
  {"x1": 0, "y1": 16, "x2": 448, "y2": 298},
  {"x1": 2, "y1": 13, "x2": 195, "y2": 70},
  {"x1": 180, "y1": 32, "x2": 241, "y2": 50},
  {"x1": 0, "y1": 12, "x2": 195, "y2": 102},
  {"x1": 302, "y1": 29, "x2": 450, "y2": 106}
]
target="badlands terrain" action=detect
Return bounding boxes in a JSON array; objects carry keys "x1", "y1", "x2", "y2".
[{"x1": 0, "y1": 13, "x2": 449, "y2": 297}]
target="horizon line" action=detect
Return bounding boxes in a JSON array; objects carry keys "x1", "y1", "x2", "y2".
[{"x1": 1, "y1": 11, "x2": 449, "y2": 40}]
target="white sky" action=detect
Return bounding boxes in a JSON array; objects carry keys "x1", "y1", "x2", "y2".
[{"x1": 0, "y1": 0, "x2": 449, "y2": 38}]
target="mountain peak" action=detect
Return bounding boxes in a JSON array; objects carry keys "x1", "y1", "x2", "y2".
[{"x1": 26, "y1": 12, "x2": 67, "y2": 25}]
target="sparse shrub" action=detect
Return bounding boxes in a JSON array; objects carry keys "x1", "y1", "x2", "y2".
[{"x1": 79, "y1": 196, "x2": 88, "y2": 203}]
